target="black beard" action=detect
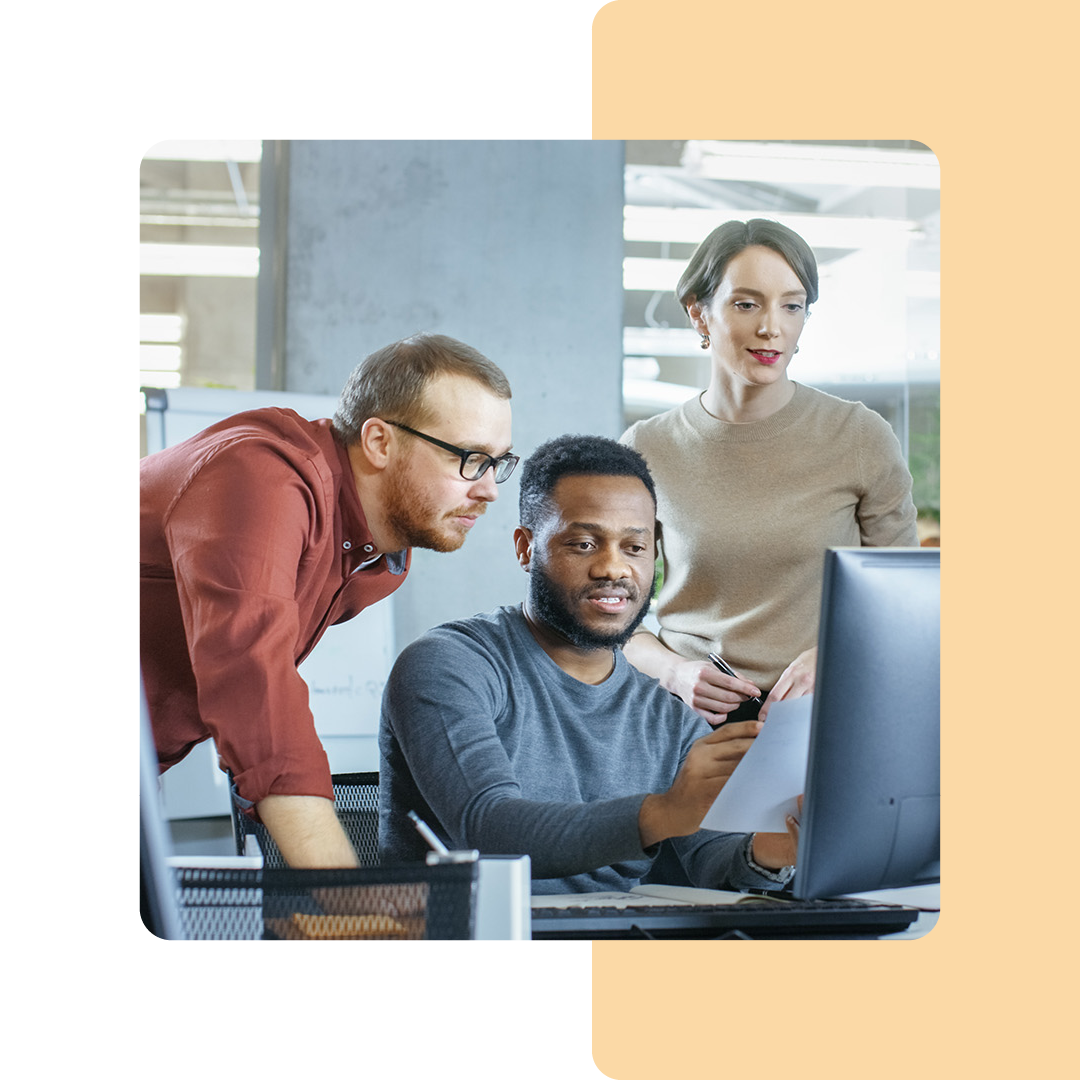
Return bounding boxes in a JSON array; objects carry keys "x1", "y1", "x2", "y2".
[{"x1": 528, "y1": 555, "x2": 652, "y2": 651}]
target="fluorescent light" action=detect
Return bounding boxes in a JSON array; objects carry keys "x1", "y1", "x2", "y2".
[
  {"x1": 623, "y1": 257, "x2": 685, "y2": 293},
  {"x1": 624, "y1": 327, "x2": 698, "y2": 357},
  {"x1": 140, "y1": 214, "x2": 259, "y2": 229},
  {"x1": 624, "y1": 258, "x2": 941, "y2": 301},
  {"x1": 684, "y1": 141, "x2": 940, "y2": 190},
  {"x1": 140, "y1": 243, "x2": 259, "y2": 278},
  {"x1": 140, "y1": 344, "x2": 182, "y2": 371},
  {"x1": 140, "y1": 314, "x2": 183, "y2": 343},
  {"x1": 624, "y1": 356, "x2": 661, "y2": 380},
  {"x1": 140, "y1": 371, "x2": 182, "y2": 390},
  {"x1": 624, "y1": 206, "x2": 921, "y2": 250},
  {"x1": 143, "y1": 140, "x2": 263, "y2": 163},
  {"x1": 623, "y1": 255, "x2": 867, "y2": 294},
  {"x1": 623, "y1": 378, "x2": 699, "y2": 412}
]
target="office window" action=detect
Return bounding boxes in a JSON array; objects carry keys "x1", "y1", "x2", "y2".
[
  {"x1": 139, "y1": 313, "x2": 184, "y2": 390},
  {"x1": 139, "y1": 141, "x2": 261, "y2": 396}
]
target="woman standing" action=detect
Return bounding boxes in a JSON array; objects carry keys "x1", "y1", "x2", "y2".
[{"x1": 622, "y1": 218, "x2": 918, "y2": 724}]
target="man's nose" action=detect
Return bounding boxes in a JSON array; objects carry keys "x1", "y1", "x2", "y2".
[
  {"x1": 591, "y1": 543, "x2": 631, "y2": 580},
  {"x1": 467, "y1": 466, "x2": 500, "y2": 502}
]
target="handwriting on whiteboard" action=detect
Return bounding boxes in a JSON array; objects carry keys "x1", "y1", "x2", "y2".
[{"x1": 309, "y1": 677, "x2": 385, "y2": 698}]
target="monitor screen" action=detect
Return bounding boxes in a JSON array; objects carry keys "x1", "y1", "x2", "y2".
[
  {"x1": 793, "y1": 547, "x2": 940, "y2": 900},
  {"x1": 141, "y1": 681, "x2": 184, "y2": 939}
]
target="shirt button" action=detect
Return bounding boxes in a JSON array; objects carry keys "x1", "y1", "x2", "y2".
[
  {"x1": 363, "y1": 544, "x2": 375, "y2": 553},
  {"x1": 342, "y1": 540, "x2": 352, "y2": 551}
]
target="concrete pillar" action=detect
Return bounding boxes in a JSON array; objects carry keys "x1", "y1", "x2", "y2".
[
  {"x1": 262, "y1": 140, "x2": 626, "y2": 650},
  {"x1": 183, "y1": 277, "x2": 257, "y2": 391}
]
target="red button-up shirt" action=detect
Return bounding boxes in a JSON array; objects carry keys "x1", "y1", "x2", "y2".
[{"x1": 140, "y1": 408, "x2": 409, "y2": 805}]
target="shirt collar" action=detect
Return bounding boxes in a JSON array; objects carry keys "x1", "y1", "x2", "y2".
[{"x1": 325, "y1": 421, "x2": 408, "y2": 575}]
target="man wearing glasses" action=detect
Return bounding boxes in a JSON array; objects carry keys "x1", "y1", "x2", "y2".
[{"x1": 141, "y1": 332, "x2": 517, "y2": 868}]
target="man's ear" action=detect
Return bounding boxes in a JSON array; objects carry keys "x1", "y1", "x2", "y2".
[
  {"x1": 358, "y1": 417, "x2": 395, "y2": 470},
  {"x1": 513, "y1": 526, "x2": 534, "y2": 571}
]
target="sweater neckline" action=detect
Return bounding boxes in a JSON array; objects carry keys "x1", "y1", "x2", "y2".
[
  {"x1": 685, "y1": 382, "x2": 808, "y2": 442},
  {"x1": 508, "y1": 605, "x2": 626, "y2": 692}
]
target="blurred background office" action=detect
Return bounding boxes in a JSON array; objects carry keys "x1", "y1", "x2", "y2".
[{"x1": 139, "y1": 139, "x2": 939, "y2": 849}]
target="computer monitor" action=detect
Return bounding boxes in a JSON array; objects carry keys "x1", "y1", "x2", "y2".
[
  {"x1": 793, "y1": 547, "x2": 940, "y2": 900},
  {"x1": 141, "y1": 680, "x2": 184, "y2": 939}
]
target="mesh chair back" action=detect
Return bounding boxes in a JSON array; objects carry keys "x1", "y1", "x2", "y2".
[
  {"x1": 232, "y1": 772, "x2": 380, "y2": 868},
  {"x1": 173, "y1": 863, "x2": 477, "y2": 940}
]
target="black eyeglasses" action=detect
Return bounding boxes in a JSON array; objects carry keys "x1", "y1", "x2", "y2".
[{"x1": 387, "y1": 421, "x2": 520, "y2": 483}]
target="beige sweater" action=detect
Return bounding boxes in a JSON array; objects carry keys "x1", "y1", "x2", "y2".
[{"x1": 621, "y1": 383, "x2": 918, "y2": 690}]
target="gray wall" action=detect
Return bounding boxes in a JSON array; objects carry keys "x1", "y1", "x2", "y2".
[{"x1": 260, "y1": 140, "x2": 626, "y2": 651}]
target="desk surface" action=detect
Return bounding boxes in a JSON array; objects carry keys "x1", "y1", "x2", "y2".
[{"x1": 840, "y1": 883, "x2": 939, "y2": 940}]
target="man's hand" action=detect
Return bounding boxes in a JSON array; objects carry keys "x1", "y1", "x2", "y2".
[
  {"x1": 256, "y1": 794, "x2": 360, "y2": 868},
  {"x1": 638, "y1": 720, "x2": 761, "y2": 849},
  {"x1": 759, "y1": 647, "x2": 817, "y2": 721},
  {"x1": 751, "y1": 795, "x2": 803, "y2": 869},
  {"x1": 667, "y1": 659, "x2": 762, "y2": 726}
]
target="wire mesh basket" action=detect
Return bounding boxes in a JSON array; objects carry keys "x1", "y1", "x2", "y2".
[{"x1": 173, "y1": 862, "x2": 477, "y2": 940}]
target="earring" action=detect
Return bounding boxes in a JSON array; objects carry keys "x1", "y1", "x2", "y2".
[
  {"x1": 699, "y1": 334, "x2": 710, "y2": 350},
  {"x1": 794, "y1": 346, "x2": 800, "y2": 354}
]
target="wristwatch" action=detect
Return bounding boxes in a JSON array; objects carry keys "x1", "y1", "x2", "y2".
[{"x1": 745, "y1": 834, "x2": 795, "y2": 884}]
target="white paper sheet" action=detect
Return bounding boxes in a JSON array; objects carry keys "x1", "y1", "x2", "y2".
[
  {"x1": 530, "y1": 891, "x2": 678, "y2": 909},
  {"x1": 530, "y1": 885, "x2": 756, "y2": 908},
  {"x1": 699, "y1": 695, "x2": 813, "y2": 833}
]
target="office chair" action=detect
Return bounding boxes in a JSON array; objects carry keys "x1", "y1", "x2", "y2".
[{"x1": 231, "y1": 772, "x2": 381, "y2": 868}]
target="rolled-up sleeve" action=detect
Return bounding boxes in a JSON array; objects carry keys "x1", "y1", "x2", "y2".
[{"x1": 165, "y1": 440, "x2": 332, "y2": 804}]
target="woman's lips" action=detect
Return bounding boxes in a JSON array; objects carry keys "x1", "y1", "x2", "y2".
[{"x1": 749, "y1": 349, "x2": 781, "y2": 365}]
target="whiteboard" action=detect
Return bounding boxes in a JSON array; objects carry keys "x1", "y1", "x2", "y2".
[{"x1": 144, "y1": 386, "x2": 392, "y2": 816}]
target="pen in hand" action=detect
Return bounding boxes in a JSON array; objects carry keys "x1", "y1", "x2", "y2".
[{"x1": 707, "y1": 651, "x2": 762, "y2": 705}]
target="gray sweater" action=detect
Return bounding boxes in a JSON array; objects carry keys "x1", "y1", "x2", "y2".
[{"x1": 379, "y1": 604, "x2": 781, "y2": 894}]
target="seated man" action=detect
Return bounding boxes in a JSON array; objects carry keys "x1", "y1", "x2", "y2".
[{"x1": 379, "y1": 434, "x2": 798, "y2": 893}]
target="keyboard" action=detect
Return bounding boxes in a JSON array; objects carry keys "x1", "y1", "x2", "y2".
[{"x1": 530, "y1": 896, "x2": 920, "y2": 940}]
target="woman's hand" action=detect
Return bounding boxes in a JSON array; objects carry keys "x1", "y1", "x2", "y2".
[
  {"x1": 623, "y1": 632, "x2": 760, "y2": 725},
  {"x1": 758, "y1": 647, "x2": 817, "y2": 721},
  {"x1": 668, "y1": 658, "x2": 762, "y2": 726}
]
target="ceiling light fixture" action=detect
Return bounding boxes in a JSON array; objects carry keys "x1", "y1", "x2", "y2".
[
  {"x1": 142, "y1": 140, "x2": 263, "y2": 163},
  {"x1": 140, "y1": 243, "x2": 259, "y2": 278},
  {"x1": 624, "y1": 206, "x2": 922, "y2": 249},
  {"x1": 684, "y1": 141, "x2": 940, "y2": 190}
]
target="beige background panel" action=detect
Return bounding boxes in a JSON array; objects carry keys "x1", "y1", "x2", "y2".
[{"x1": 592, "y1": 1, "x2": 1074, "y2": 1077}]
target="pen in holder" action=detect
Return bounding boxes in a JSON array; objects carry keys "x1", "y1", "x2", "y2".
[{"x1": 408, "y1": 809, "x2": 480, "y2": 865}]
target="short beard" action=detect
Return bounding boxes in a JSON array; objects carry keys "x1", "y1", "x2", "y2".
[
  {"x1": 528, "y1": 554, "x2": 652, "y2": 651},
  {"x1": 382, "y1": 456, "x2": 482, "y2": 552}
]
